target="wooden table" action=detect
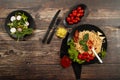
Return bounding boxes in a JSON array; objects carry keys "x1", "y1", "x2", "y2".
[{"x1": 0, "y1": 0, "x2": 120, "y2": 80}]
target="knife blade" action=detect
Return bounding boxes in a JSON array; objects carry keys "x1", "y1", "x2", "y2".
[{"x1": 42, "y1": 10, "x2": 61, "y2": 43}]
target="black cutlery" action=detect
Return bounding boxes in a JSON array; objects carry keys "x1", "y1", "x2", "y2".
[
  {"x1": 47, "y1": 18, "x2": 61, "y2": 44},
  {"x1": 42, "y1": 10, "x2": 61, "y2": 43}
]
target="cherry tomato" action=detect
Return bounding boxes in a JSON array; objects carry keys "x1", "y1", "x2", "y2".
[
  {"x1": 78, "y1": 54, "x2": 82, "y2": 59},
  {"x1": 66, "y1": 17, "x2": 71, "y2": 22},
  {"x1": 76, "y1": 13, "x2": 81, "y2": 17},
  {"x1": 74, "y1": 30, "x2": 79, "y2": 37},
  {"x1": 60, "y1": 55, "x2": 72, "y2": 68},
  {"x1": 72, "y1": 20, "x2": 77, "y2": 23},
  {"x1": 77, "y1": 6, "x2": 82, "y2": 10},
  {"x1": 69, "y1": 13, "x2": 73, "y2": 17},
  {"x1": 72, "y1": 10, "x2": 77, "y2": 14},
  {"x1": 72, "y1": 12, "x2": 77, "y2": 16},
  {"x1": 70, "y1": 16, "x2": 74, "y2": 20},
  {"x1": 79, "y1": 10, "x2": 84, "y2": 13},
  {"x1": 76, "y1": 17, "x2": 80, "y2": 21}
]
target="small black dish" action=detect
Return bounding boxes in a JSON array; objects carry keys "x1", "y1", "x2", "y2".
[
  {"x1": 5, "y1": 10, "x2": 35, "y2": 40},
  {"x1": 63, "y1": 4, "x2": 89, "y2": 28}
]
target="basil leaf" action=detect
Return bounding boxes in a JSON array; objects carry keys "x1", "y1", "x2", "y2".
[
  {"x1": 79, "y1": 40, "x2": 86, "y2": 45},
  {"x1": 83, "y1": 33, "x2": 89, "y2": 42},
  {"x1": 82, "y1": 44, "x2": 88, "y2": 51}
]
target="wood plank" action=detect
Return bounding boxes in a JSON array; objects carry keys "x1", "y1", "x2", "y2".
[
  {"x1": 1, "y1": 0, "x2": 120, "y2": 9},
  {"x1": 0, "y1": 64, "x2": 119, "y2": 80},
  {"x1": 0, "y1": 64, "x2": 75, "y2": 80},
  {"x1": 81, "y1": 64, "x2": 120, "y2": 80},
  {"x1": 1, "y1": 8, "x2": 120, "y2": 29}
]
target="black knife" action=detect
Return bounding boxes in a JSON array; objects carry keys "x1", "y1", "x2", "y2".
[{"x1": 42, "y1": 10, "x2": 61, "y2": 43}]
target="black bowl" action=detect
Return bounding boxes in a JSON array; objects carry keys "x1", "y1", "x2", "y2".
[
  {"x1": 60, "y1": 24, "x2": 107, "y2": 64},
  {"x1": 5, "y1": 10, "x2": 35, "y2": 40},
  {"x1": 63, "y1": 4, "x2": 88, "y2": 28}
]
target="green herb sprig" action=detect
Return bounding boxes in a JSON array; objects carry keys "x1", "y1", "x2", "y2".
[{"x1": 79, "y1": 33, "x2": 89, "y2": 51}]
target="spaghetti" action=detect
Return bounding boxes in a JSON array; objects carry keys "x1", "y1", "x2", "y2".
[{"x1": 74, "y1": 30, "x2": 103, "y2": 56}]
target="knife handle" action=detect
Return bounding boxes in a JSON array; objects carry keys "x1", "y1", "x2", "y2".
[{"x1": 42, "y1": 29, "x2": 50, "y2": 43}]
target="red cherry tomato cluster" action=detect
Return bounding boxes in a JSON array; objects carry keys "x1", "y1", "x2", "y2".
[
  {"x1": 78, "y1": 52, "x2": 94, "y2": 62},
  {"x1": 66, "y1": 6, "x2": 84, "y2": 25},
  {"x1": 60, "y1": 55, "x2": 72, "y2": 68}
]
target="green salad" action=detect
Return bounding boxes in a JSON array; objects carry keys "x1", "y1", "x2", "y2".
[{"x1": 7, "y1": 12, "x2": 33, "y2": 41}]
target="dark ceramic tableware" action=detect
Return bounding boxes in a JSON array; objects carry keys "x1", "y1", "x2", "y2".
[
  {"x1": 63, "y1": 4, "x2": 89, "y2": 28},
  {"x1": 5, "y1": 10, "x2": 35, "y2": 40},
  {"x1": 61, "y1": 24, "x2": 107, "y2": 64},
  {"x1": 60, "y1": 24, "x2": 107, "y2": 79}
]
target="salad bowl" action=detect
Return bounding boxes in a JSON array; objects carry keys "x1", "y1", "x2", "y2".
[{"x1": 5, "y1": 10, "x2": 35, "y2": 41}]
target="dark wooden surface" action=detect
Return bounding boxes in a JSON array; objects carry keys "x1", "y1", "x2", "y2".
[{"x1": 0, "y1": 0, "x2": 120, "y2": 80}]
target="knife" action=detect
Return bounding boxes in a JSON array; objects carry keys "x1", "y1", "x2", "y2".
[
  {"x1": 42, "y1": 10, "x2": 61, "y2": 43},
  {"x1": 47, "y1": 18, "x2": 61, "y2": 44}
]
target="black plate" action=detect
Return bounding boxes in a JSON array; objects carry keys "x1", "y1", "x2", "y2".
[
  {"x1": 60, "y1": 24, "x2": 107, "y2": 64},
  {"x1": 63, "y1": 4, "x2": 89, "y2": 28},
  {"x1": 5, "y1": 10, "x2": 35, "y2": 40},
  {"x1": 60, "y1": 24, "x2": 107, "y2": 80}
]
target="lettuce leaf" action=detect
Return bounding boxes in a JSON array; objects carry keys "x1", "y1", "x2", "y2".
[{"x1": 67, "y1": 39, "x2": 85, "y2": 64}]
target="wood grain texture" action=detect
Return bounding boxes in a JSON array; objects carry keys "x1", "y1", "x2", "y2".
[{"x1": 0, "y1": 0, "x2": 120, "y2": 80}]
